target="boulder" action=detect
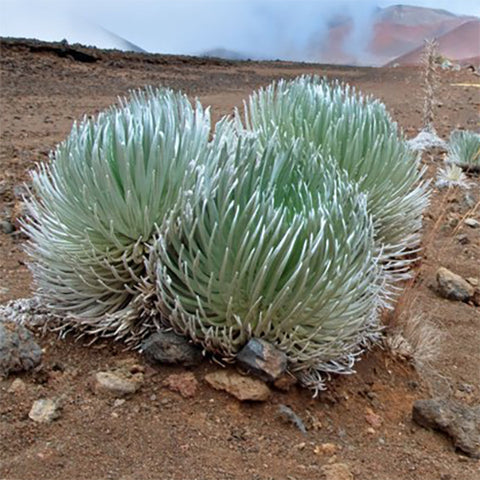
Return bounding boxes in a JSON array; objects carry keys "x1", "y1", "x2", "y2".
[
  {"x1": 413, "y1": 398, "x2": 480, "y2": 458},
  {"x1": 436, "y1": 267, "x2": 474, "y2": 302}
]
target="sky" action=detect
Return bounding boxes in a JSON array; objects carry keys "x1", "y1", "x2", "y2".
[{"x1": 1, "y1": 0, "x2": 479, "y2": 60}]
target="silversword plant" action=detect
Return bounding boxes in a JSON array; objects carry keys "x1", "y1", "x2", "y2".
[
  {"x1": 436, "y1": 164, "x2": 470, "y2": 189},
  {"x1": 149, "y1": 137, "x2": 385, "y2": 392},
  {"x1": 24, "y1": 88, "x2": 211, "y2": 340},
  {"x1": 446, "y1": 130, "x2": 480, "y2": 172},
  {"x1": 407, "y1": 39, "x2": 447, "y2": 151},
  {"x1": 239, "y1": 75, "x2": 428, "y2": 284},
  {"x1": 21, "y1": 80, "x2": 429, "y2": 392}
]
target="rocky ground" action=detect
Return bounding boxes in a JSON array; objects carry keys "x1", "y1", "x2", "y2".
[{"x1": 0, "y1": 38, "x2": 479, "y2": 480}]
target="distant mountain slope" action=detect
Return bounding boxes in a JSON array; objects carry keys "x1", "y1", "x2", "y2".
[
  {"x1": 200, "y1": 48, "x2": 252, "y2": 61},
  {"x1": 370, "y1": 6, "x2": 474, "y2": 65},
  {"x1": 153, "y1": 4, "x2": 477, "y2": 67},
  {"x1": 97, "y1": 27, "x2": 147, "y2": 53},
  {"x1": 385, "y1": 19, "x2": 480, "y2": 66},
  {"x1": 376, "y1": 4, "x2": 458, "y2": 25},
  {"x1": 315, "y1": 5, "x2": 477, "y2": 66}
]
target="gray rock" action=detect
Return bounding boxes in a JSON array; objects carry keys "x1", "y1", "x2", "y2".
[
  {"x1": 93, "y1": 370, "x2": 144, "y2": 397},
  {"x1": 458, "y1": 383, "x2": 475, "y2": 394},
  {"x1": 113, "y1": 398, "x2": 126, "y2": 408},
  {"x1": 0, "y1": 321, "x2": 42, "y2": 377},
  {"x1": 141, "y1": 331, "x2": 202, "y2": 367},
  {"x1": 236, "y1": 338, "x2": 287, "y2": 382},
  {"x1": 464, "y1": 218, "x2": 480, "y2": 228},
  {"x1": 0, "y1": 220, "x2": 14, "y2": 234},
  {"x1": 276, "y1": 404, "x2": 307, "y2": 434},
  {"x1": 436, "y1": 267, "x2": 474, "y2": 302},
  {"x1": 205, "y1": 370, "x2": 271, "y2": 401},
  {"x1": 413, "y1": 398, "x2": 480, "y2": 458},
  {"x1": 29, "y1": 398, "x2": 61, "y2": 423}
]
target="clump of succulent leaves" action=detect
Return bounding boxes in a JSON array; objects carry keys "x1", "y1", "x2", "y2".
[
  {"x1": 238, "y1": 76, "x2": 429, "y2": 286},
  {"x1": 446, "y1": 129, "x2": 480, "y2": 172},
  {"x1": 24, "y1": 88, "x2": 211, "y2": 342},
  {"x1": 23, "y1": 78, "x2": 428, "y2": 392}
]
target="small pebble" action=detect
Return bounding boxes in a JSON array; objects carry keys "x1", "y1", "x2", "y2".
[
  {"x1": 464, "y1": 218, "x2": 479, "y2": 228},
  {"x1": 29, "y1": 398, "x2": 61, "y2": 423},
  {"x1": 8, "y1": 377, "x2": 27, "y2": 393},
  {"x1": 0, "y1": 220, "x2": 14, "y2": 234}
]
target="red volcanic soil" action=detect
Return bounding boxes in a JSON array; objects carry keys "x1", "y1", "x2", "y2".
[
  {"x1": 1, "y1": 38, "x2": 480, "y2": 480},
  {"x1": 387, "y1": 19, "x2": 480, "y2": 66}
]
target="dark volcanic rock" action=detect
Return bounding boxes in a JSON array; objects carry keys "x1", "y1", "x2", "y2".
[
  {"x1": 236, "y1": 338, "x2": 287, "y2": 382},
  {"x1": 0, "y1": 321, "x2": 42, "y2": 376},
  {"x1": 141, "y1": 331, "x2": 202, "y2": 367},
  {"x1": 413, "y1": 398, "x2": 480, "y2": 458}
]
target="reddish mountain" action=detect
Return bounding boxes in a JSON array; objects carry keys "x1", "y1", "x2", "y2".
[
  {"x1": 386, "y1": 19, "x2": 480, "y2": 66},
  {"x1": 314, "y1": 5, "x2": 478, "y2": 67}
]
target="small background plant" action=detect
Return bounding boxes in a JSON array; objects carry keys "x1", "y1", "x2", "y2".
[
  {"x1": 436, "y1": 164, "x2": 470, "y2": 189},
  {"x1": 446, "y1": 129, "x2": 480, "y2": 172}
]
